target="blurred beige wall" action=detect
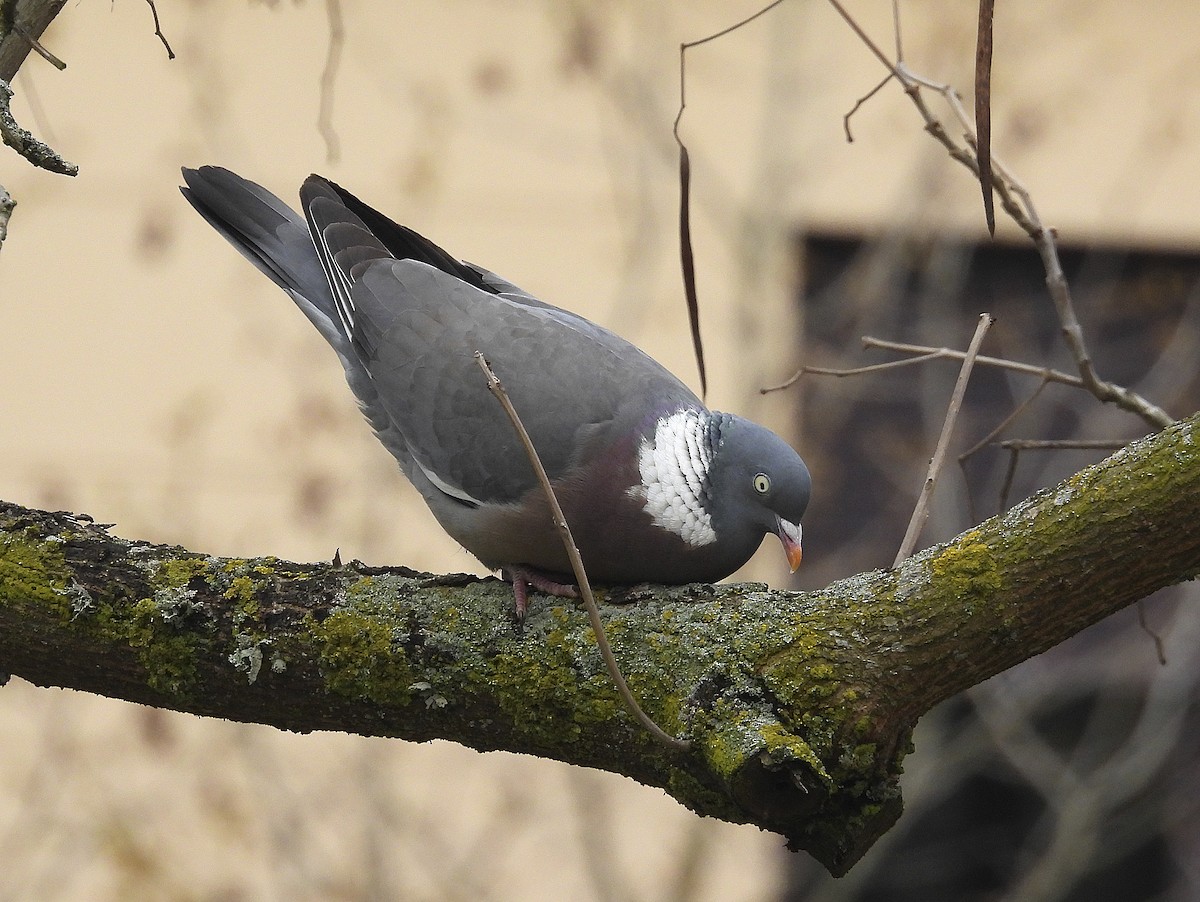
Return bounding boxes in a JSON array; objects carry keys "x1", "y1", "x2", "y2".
[{"x1": 2, "y1": 1, "x2": 1199, "y2": 898}]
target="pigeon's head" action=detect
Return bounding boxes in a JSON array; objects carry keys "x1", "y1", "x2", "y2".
[{"x1": 708, "y1": 414, "x2": 811, "y2": 573}]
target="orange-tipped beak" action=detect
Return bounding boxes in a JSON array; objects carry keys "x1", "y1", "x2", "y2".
[{"x1": 775, "y1": 517, "x2": 803, "y2": 572}]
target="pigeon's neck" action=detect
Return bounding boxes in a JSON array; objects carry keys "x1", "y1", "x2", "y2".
[{"x1": 628, "y1": 409, "x2": 726, "y2": 548}]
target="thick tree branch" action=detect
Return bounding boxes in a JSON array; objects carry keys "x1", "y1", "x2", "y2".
[
  {"x1": 0, "y1": 0, "x2": 65, "y2": 83},
  {"x1": 2, "y1": 415, "x2": 1198, "y2": 874},
  {"x1": 0, "y1": 0, "x2": 75, "y2": 176}
]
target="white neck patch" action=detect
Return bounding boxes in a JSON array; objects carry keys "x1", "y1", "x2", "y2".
[{"x1": 629, "y1": 409, "x2": 718, "y2": 547}]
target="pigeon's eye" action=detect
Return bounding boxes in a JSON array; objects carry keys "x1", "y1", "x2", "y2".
[{"x1": 753, "y1": 473, "x2": 771, "y2": 494}]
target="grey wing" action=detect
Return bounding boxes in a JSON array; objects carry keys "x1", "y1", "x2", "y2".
[{"x1": 349, "y1": 259, "x2": 701, "y2": 505}]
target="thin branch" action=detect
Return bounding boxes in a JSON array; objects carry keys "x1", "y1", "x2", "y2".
[
  {"x1": 891, "y1": 0, "x2": 903, "y2": 62},
  {"x1": 13, "y1": 23, "x2": 63, "y2": 69},
  {"x1": 826, "y1": 0, "x2": 1174, "y2": 430},
  {"x1": 765, "y1": 337, "x2": 1081, "y2": 395},
  {"x1": 842, "y1": 73, "x2": 892, "y2": 143},
  {"x1": 995, "y1": 439, "x2": 1132, "y2": 513},
  {"x1": 826, "y1": 0, "x2": 899, "y2": 76},
  {"x1": 474, "y1": 352, "x2": 690, "y2": 753},
  {"x1": 761, "y1": 350, "x2": 944, "y2": 393},
  {"x1": 318, "y1": 0, "x2": 344, "y2": 164},
  {"x1": 863, "y1": 337, "x2": 1089, "y2": 388},
  {"x1": 998, "y1": 446, "x2": 1021, "y2": 513},
  {"x1": 959, "y1": 377, "x2": 1050, "y2": 462},
  {"x1": 894, "y1": 313, "x2": 993, "y2": 566},
  {"x1": 0, "y1": 0, "x2": 68, "y2": 83},
  {"x1": 0, "y1": 78, "x2": 75, "y2": 174},
  {"x1": 0, "y1": 180, "x2": 13, "y2": 251},
  {"x1": 975, "y1": 0, "x2": 995, "y2": 234},
  {"x1": 144, "y1": 0, "x2": 175, "y2": 60},
  {"x1": 959, "y1": 377, "x2": 1049, "y2": 523},
  {"x1": 997, "y1": 439, "x2": 1131, "y2": 452},
  {"x1": 1136, "y1": 602, "x2": 1168, "y2": 667},
  {"x1": 672, "y1": 1, "x2": 787, "y2": 398},
  {"x1": 675, "y1": 136, "x2": 705, "y2": 398}
]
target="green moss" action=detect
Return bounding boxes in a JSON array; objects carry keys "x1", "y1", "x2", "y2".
[
  {"x1": 307, "y1": 609, "x2": 414, "y2": 705},
  {"x1": 929, "y1": 531, "x2": 1003, "y2": 610},
  {"x1": 761, "y1": 721, "x2": 831, "y2": 786},
  {"x1": 0, "y1": 531, "x2": 71, "y2": 613},
  {"x1": 665, "y1": 766, "x2": 746, "y2": 822},
  {"x1": 223, "y1": 576, "x2": 260, "y2": 615},
  {"x1": 119, "y1": 597, "x2": 205, "y2": 696},
  {"x1": 154, "y1": 557, "x2": 210, "y2": 587},
  {"x1": 488, "y1": 648, "x2": 621, "y2": 747},
  {"x1": 0, "y1": 532, "x2": 215, "y2": 698}
]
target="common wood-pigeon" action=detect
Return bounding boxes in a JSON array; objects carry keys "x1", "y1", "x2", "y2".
[{"x1": 181, "y1": 166, "x2": 810, "y2": 617}]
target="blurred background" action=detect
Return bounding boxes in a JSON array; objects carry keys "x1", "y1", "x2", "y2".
[{"x1": 2, "y1": 1, "x2": 1200, "y2": 899}]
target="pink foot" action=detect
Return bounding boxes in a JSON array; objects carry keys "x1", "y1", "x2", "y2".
[{"x1": 502, "y1": 565, "x2": 579, "y2": 622}]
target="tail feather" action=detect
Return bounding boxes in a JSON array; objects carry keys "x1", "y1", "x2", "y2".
[
  {"x1": 180, "y1": 166, "x2": 411, "y2": 472},
  {"x1": 180, "y1": 166, "x2": 347, "y2": 353}
]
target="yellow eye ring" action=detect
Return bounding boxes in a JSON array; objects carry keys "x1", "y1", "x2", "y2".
[{"x1": 753, "y1": 473, "x2": 771, "y2": 494}]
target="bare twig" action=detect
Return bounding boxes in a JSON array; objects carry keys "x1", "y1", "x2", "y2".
[
  {"x1": 998, "y1": 446, "x2": 1021, "y2": 514},
  {"x1": 0, "y1": 78, "x2": 75, "y2": 174},
  {"x1": 959, "y1": 377, "x2": 1049, "y2": 523},
  {"x1": 894, "y1": 313, "x2": 993, "y2": 566},
  {"x1": 996, "y1": 439, "x2": 1132, "y2": 513},
  {"x1": 144, "y1": 0, "x2": 175, "y2": 60},
  {"x1": 975, "y1": 0, "x2": 995, "y2": 234},
  {"x1": 674, "y1": 136, "x2": 705, "y2": 397},
  {"x1": 997, "y1": 439, "x2": 1131, "y2": 452},
  {"x1": 959, "y1": 377, "x2": 1050, "y2": 463},
  {"x1": 826, "y1": 0, "x2": 1174, "y2": 431},
  {"x1": 13, "y1": 23, "x2": 63, "y2": 69},
  {"x1": 842, "y1": 73, "x2": 892, "y2": 143},
  {"x1": 863, "y1": 337, "x2": 1096, "y2": 391},
  {"x1": 1136, "y1": 602, "x2": 1168, "y2": 667},
  {"x1": 891, "y1": 0, "x2": 903, "y2": 61},
  {"x1": 0, "y1": 0, "x2": 67, "y2": 83},
  {"x1": 0, "y1": 181, "x2": 13, "y2": 251},
  {"x1": 766, "y1": 337, "x2": 1081, "y2": 395},
  {"x1": 318, "y1": 0, "x2": 344, "y2": 164},
  {"x1": 761, "y1": 351, "x2": 944, "y2": 393},
  {"x1": 673, "y1": 1, "x2": 787, "y2": 398},
  {"x1": 474, "y1": 352, "x2": 690, "y2": 753}
]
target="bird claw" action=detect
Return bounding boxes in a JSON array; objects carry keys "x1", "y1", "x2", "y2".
[{"x1": 502, "y1": 565, "x2": 578, "y2": 623}]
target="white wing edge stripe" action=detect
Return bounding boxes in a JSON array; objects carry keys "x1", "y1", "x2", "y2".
[{"x1": 412, "y1": 455, "x2": 485, "y2": 507}]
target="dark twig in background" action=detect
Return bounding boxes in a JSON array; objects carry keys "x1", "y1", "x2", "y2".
[
  {"x1": 474, "y1": 352, "x2": 690, "y2": 753},
  {"x1": 1137, "y1": 602, "x2": 1168, "y2": 667},
  {"x1": 894, "y1": 313, "x2": 993, "y2": 566},
  {"x1": 144, "y1": 0, "x2": 175, "y2": 60},
  {"x1": 974, "y1": 0, "x2": 995, "y2": 234},
  {"x1": 672, "y1": 1, "x2": 786, "y2": 399},
  {"x1": 318, "y1": 0, "x2": 344, "y2": 164},
  {"x1": 842, "y1": 73, "x2": 891, "y2": 142},
  {"x1": 767, "y1": 337, "x2": 1084, "y2": 394},
  {"x1": 959, "y1": 378, "x2": 1049, "y2": 522},
  {"x1": 995, "y1": 439, "x2": 1133, "y2": 514},
  {"x1": 998, "y1": 439, "x2": 1131, "y2": 452},
  {"x1": 823, "y1": 0, "x2": 1173, "y2": 431}
]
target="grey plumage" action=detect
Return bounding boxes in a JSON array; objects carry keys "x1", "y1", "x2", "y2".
[{"x1": 181, "y1": 166, "x2": 810, "y2": 603}]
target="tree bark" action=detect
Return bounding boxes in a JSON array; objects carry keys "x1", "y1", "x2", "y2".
[
  {"x1": 0, "y1": 0, "x2": 66, "y2": 82},
  {"x1": 2, "y1": 413, "x2": 1198, "y2": 874}
]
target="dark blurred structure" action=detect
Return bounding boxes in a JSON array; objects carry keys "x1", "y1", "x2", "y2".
[{"x1": 781, "y1": 233, "x2": 1200, "y2": 901}]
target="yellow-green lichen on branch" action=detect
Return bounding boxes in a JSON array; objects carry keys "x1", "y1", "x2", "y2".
[
  {"x1": 928, "y1": 531, "x2": 1003, "y2": 611},
  {"x1": 0, "y1": 529, "x2": 71, "y2": 613},
  {"x1": 306, "y1": 607, "x2": 415, "y2": 706}
]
